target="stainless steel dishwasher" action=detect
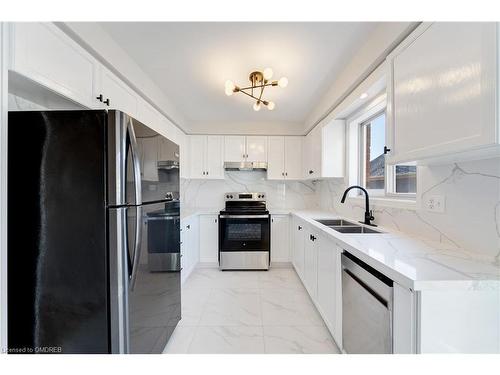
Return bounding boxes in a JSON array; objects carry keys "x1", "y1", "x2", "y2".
[{"x1": 342, "y1": 252, "x2": 394, "y2": 354}]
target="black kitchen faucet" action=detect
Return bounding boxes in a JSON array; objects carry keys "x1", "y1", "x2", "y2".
[{"x1": 340, "y1": 185, "x2": 376, "y2": 227}]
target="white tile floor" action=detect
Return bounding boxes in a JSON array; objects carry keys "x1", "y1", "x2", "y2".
[{"x1": 163, "y1": 267, "x2": 340, "y2": 354}]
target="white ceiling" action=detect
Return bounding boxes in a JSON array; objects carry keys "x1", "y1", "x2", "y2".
[{"x1": 99, "y1": 22, "x2": 379, "y2": 134}]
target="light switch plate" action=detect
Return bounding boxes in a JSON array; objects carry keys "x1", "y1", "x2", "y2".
[{"x1": 425, "y1": 195, "x2": 445, "y2": 213}]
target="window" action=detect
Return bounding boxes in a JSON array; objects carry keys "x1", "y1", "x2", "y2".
[
  {"x1": 394, "y1": 165, "x2": 417, "y2": 194},
  {"x1": 347, "y1": 98, "x2": 417, "y2": 201},
  {"x1": 360, "y1": 112, "x2": 386, "y2": 194}
]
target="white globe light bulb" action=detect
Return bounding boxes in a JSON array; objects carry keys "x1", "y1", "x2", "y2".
[
  {"x1": 225, "y1": 87, "x2": 234, "y2": 96},
  {"x1": 253, "y1": 102, "x2": 261, "y2": 111},
  {"x1": 263, "y1": 68, "x2": 273, "y2": 80},
  {"x1": 278, "y1": 77, "x2": 288, "y2": 88},
  {"x1": 267, "y1": 101, "x2": 275, "y2": 110},
  {"x1": 225, "y1": 80, "x2": 235, "y2": 90}
]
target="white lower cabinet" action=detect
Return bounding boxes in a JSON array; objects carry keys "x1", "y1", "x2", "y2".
[
  {"x1": 181, "y1": 216, "x2": 199, "y2": 284},
  {"x1": 199, "y1": 214, "x2": 219, "y2": 263},
  {"x1": 317, "y1": 236, "x2": 342, "y2": 348},
  {"x1": 292, "y1": 216, "x2": 306, "y2": 280},
  {"x1": 304, "y1": 227, "x2": 319, "y2": 300},
  {"x1": 291, "y1": 215, "x2": 343, "y2": 350},
  {"x1": 270, "y1": 215, "x2": 290, "y2": 263}
]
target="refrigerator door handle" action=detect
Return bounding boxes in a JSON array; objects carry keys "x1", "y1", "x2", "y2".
[
  {"x1": 129, "y1": 206, "x2": 143, "y2": 291},
  {"x1": 127, "y1": 117, "x2": 142, "y2": 205}
]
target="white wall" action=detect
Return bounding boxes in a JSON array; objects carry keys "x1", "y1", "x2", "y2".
[
  {"x1": 181, "y1": 171, "x2": 318, "y2": 212},
  {"x1": 315, "y1": 158, "x2": 500, "y2": 261}
]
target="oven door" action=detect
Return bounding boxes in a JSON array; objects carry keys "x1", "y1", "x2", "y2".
[
  {"x1": 218, "y1": 214, "x2": 270, "y2": 252},
  {"x1": 218, "y1": 214, "x2": 270, "y2": 270}
]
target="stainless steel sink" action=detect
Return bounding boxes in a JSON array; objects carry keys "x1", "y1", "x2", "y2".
[
  {"x1": 315, "y1": 219, "x2": 356, "y2": 226},
  {"x1": 330, "y1": 226, "x2": 382, "y2": 234}
]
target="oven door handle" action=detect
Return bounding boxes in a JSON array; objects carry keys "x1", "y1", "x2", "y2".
[{"x1": 218, "y1": 215, "x2": 270, "y2": 219}]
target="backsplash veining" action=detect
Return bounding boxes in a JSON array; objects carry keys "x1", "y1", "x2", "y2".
[
  {"x1": 315, "y1": 157, "x2": 500, "y2": 261},
  {"x1": 181, "y1": 171, "x2": 318, "y2": 211}
]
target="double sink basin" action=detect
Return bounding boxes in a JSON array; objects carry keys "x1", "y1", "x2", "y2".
[{"x1": 314, "y1": 219, "x2": 383, "y2": 234}]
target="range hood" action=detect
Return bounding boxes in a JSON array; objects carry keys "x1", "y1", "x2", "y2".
[{"x1": 224, "y1": 161, "x2": 267, "y2": 171}]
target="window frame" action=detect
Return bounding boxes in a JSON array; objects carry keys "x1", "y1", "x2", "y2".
[
  {"x1": 346, "y1": 97, "x2": 417, "y2": 201},
  {"x1": 358, "y1": 110, "x2": 387, "y2": 197}
]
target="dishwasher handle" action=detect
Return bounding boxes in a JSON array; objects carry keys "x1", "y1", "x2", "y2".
[
  {"x1": 341, "y1": 252, "x2": 393, "y2": 309},
  {"x1": 343, "y1": 268, "x2": 390, "y2": 308}
]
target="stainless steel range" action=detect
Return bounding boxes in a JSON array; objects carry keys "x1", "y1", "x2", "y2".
[{"x1": 218, "y1": 192, "x2": 270, "y2": 270}]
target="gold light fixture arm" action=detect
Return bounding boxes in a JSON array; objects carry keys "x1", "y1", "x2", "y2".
[{"x1": 225, "y1": 69, "x2": 285, "y2": 110}]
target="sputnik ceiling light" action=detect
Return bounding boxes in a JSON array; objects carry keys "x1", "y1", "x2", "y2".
[{"x1": 225, "y1": 68, "x2": 288, "y2": 111}]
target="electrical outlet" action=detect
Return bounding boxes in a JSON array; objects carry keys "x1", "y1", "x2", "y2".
[{"x1": 425, "y1": 195, "x2": 445, "y2": 213}]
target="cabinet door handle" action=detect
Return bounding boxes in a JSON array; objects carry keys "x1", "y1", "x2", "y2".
[
  {"x1": 309, "y1": 170, "x2": 314, "y2": 174},
  {"x1": 96, "y1": 94, "x2": 103, "y2": 102},
  {"x1": 285, "y1": 172, "x2": 288, "y2": 176},
  {"x1": 103, "y1": 98, "x2": 110, "y2": 106},
  {"x1": 298, "y1": 226, "x2": 302, "y2": 230},
  {"x1": 186, "y1": 225, "x2": 190, "y2": 229},
  {"x1": 282, "y1": 172, "x2": 284, "y2": 176},
  {"x1": 215, "y1": 219, "x2": 217, "y2": 223},
  {"x1": 384, "y1": 146, "x2": 391, "y2": 155},
  {"x1": 206, "y1": 171, "x2": 209, "y2": 176}
]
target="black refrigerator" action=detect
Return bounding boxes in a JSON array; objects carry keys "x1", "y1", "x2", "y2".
[{"x1": 7, "y1": 110, "x2": 181, "y2": 354}]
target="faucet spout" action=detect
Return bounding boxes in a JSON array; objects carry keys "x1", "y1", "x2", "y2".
[{"x1": 340, "y1": 185, "x2": 376, "y2": 226}]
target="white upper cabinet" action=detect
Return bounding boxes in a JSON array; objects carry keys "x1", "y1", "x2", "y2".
[
  {"x1": 223, "y1": 136, "x2": 268, "y2": 163},
  {"x1": 136, "y1": 97, "x2": 162, "y2": 135},
  {"x1": 11, "y1": 22, "x2": 97, "y2": 108},
  {"x1": 284, "y1": 137, "x2": 303, "y2": 179},
  {"x1": 190, "y1": 135, "x2": 206, "y2": 179},
  {"x1": 386, "y1": 22, "x2": 498, "y2": 164},
  {"x1": 224, "y1": 136, "x2": 246, "y2": 162},
  {"x1": 303, "y1": 120, "x2": 344, "y2": 179},
  {"x1": 189, "y1": 135, "x2": 224, "y2": 179},
  {"x1": 267, "y1": 137, "x2": 285, "y2": 179},
  {"x1": 97, "y1": 65, "x2": 137, "y2": 117},
  {"x1": 206, "y1": 136, "x2": 224, "y2": 179},
  {"x1": 268, "y1": 136, "x2": 303, "y2": 180},
  {"x1": 246, "y1": 136, "x2": 268, "y2": 162}
]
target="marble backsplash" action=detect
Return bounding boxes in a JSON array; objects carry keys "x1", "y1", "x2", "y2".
[
  {"x1": 315, "y1": 157, "x2": 500, "y2": 262},
  {"x1": 181, "y1": 171, "x2": 318, "y2": 211}
]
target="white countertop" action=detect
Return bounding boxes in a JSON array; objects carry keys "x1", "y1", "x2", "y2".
[
  {"x1": 292, "y1": 210, "x2": 500, "y2": 291},
  {"x1": 179, "y1": 207, "x2": 499, "y2": 290}
]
